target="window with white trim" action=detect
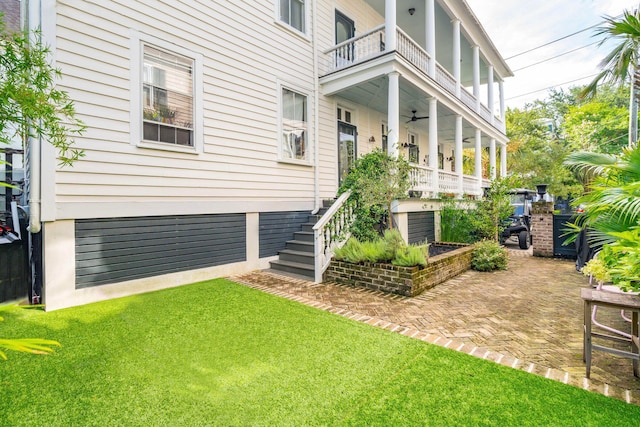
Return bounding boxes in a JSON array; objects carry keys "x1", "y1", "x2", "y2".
[
  {"x1": 142, "y1": 45, "x2": 194, "y2": 146},
  {"x1": 279, "y1": 0, "x2": 306, "y2": 33},
  {"x1": 281, "y1": 87, "x2": 308, "y2": 161}
]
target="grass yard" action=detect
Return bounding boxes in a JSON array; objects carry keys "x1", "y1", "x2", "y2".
[{"x1": 2, "y1": 279, "x2": 640, "y2": 426}]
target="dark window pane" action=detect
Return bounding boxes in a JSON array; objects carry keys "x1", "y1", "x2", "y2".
[
  {"x1": 159, "y1": 125, "x2": 176, "y2": 144},
  {"x1": 176, "y1": 129, "x2": 192, "y2": 146},
  {"x1": 143, "y1": 122, "x2": 158, "y2": 141}
]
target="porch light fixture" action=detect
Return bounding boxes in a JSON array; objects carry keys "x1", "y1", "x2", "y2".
[
  {"x1": 408, "y1": 7, "x2": 415, "y2": 15},
  {"x1": 369, "y1": 136, "x2": 376, "y2": 142}
]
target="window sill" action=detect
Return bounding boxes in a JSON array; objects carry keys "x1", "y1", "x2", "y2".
[
  {"x1": 278, "y1": 157, "x2": 313, "y2": 167},
  {"x1": 137, "y1": 140, "x2": 200, "y2": 154},
  {"x1": 274, "y1": 20, "x2": 311, "y2": 43}
]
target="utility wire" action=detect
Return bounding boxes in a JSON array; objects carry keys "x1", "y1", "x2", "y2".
[
  {"x1": 505, "y1": 24, "x2": 600, "y2": 60},
  {"x1": 512, "y1": 41, "x2": 601, "y2": 72},
  {"x1": 504, "y1": 13, "x2": 623, "y2": 61},
  {"x1": 505, "y1": 73, "x2": 598, "y2": 100}
]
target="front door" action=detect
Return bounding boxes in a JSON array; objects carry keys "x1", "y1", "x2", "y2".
[{"x1": 338, "y1": 121, "x2": 357, "y2": 184}]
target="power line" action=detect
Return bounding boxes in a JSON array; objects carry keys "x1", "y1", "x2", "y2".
[
  {"x1": 512, "y1": 41, "x2": 601, "y2": 72},
  {"x1": 504, "y1": 13, "x2": 624, "y2": 61},
  {"x1": 505, "y1": 23, "x2": 601, "y2": 60},
  {"x1": 505, "y1": 73, "x2": 599, "y2": 101}
]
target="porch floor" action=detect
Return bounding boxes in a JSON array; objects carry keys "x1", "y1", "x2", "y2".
[{"x1": 230, "y1": 243, "x2": 640, "y2": 405}]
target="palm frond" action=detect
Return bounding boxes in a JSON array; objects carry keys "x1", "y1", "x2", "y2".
[
  {"x1": 583, "y1": 8, "x2": 640, "y2": 99},
  {"x1": 0, "y1": 338, "x2": 61, "y2": 360}
]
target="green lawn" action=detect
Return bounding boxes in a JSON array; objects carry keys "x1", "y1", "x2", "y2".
[{"x1": 2, "y1": 279, "x2": 639, "y2": 426}]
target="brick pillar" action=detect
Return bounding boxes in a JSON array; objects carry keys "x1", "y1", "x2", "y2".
[{"x1": 531, "y1": 202, "x2": 554, "y2": 257}]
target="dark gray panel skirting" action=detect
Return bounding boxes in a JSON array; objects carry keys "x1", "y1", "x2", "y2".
[
  {"x1": 259, "y1": 211, "x2": 308, "y2": 258},
  {"x1": 75, "y1": 214, "x2": 246, "y2": 289},
  {"x1": 408, "y1": 211, "x2": 435, "y2": 245}
]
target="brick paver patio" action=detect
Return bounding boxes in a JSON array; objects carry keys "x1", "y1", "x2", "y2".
[{"x1": 230, "y1": 245, "x2": 640, "y2": 404}]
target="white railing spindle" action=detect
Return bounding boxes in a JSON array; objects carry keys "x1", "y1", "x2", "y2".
[{"x1": 313, "y1": 191, "x2": 357, "y2": 283}]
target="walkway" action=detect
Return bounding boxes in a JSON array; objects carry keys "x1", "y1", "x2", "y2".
[{"x1": 230, "y1": 247, "x2": 640, "y2": 405}]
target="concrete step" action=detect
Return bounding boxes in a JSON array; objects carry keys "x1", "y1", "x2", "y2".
[
  {"x1": 269, "y1": 259, "x2": 314, "y2": 279},
  {"x1": 300, "y1": 223, "x2": 315, "y2": 233},
  {"x1": 285, "y1": 240, "x2": 314, "y2": 253},
  {"x1": 293, "y1": 231, "x2": 314, "y2": 243},
  {"x1": 278, "y1": 249, "x2": 314, "y2": 265}
]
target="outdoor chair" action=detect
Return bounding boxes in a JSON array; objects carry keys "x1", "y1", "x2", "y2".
[{"x1": 582, "y1": 285, "x2": 640, "y2": 379}]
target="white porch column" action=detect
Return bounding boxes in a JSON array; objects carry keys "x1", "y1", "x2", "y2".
[
  {"x1": 498, "y1": 79, "x2": 505, "y2": 118},
  {"x1": 487, "y1": 65, "x2": 494, "y2": 124},
  {"x1": 452, "y1": 19, "x2": 461, "y2": 98},
  {"x1": 472, "y1": 45, "x2": 480, "y2": 110},
  {"x1": 455, "y1": 115, "x2": 463, "y2": 197},
  {"x1": 489, "y1": 138, "x2": 496, "y2": 180},
  {"x1": 500, "y1": 143, "x2": 507, "y2": 177},
  {"x1": 385, "y1": 0, "x2": 396, "y2": 51},
  {"x1": 428, "y1": 97, "x2": 439, "y2": 196},
  {"x1": 387, "y1": 71, "x2": 400, "y2": 157},
  {"x1": 475, "y1": 129, "x2": 482, "y2": 194},
  {"x1": 426, "y1": 0, "x2": 436, "y2": 78}
]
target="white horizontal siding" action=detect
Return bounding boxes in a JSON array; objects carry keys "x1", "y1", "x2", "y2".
[{"x1": 53, "y1": 0, "x2": 317, "y2": 219}]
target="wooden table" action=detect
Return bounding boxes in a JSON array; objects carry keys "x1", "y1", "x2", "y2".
[{"x1": 582, "y1": 287, "x2": 640, "y2": 379}]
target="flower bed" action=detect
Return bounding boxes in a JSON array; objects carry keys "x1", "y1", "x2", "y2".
[{"x1": 324, "y1": 243, "x2": 473, "y2": 297}]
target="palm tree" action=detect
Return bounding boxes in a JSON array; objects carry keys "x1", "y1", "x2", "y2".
[
  {"x1": 581, "y1": 8, "x2": 640, "y2": 98},
  {"x1": 580, "y1": 8, "x2": 640, "y2": 147},
  {"x1": 564, "y1": 145, "x2": 640, "y2": 248}
]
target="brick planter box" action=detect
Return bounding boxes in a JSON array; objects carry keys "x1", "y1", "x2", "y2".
[{"x1": 323, "y1": 243, "x2": 474, "y2": 297}]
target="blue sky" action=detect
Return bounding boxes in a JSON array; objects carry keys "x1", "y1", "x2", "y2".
[{"x1": 466, "y1": 0, "x2": 634, "y2": 108}]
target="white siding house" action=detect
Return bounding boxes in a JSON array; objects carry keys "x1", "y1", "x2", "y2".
[{"x1": 21, "y1": 0, "x2": 511, "y2": 310}]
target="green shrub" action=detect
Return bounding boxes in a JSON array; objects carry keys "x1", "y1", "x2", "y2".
[
  {"x1": 471, "y1": 240, "x2": 508, "y2": 272},
  {"x1": 382, "y1": 229, "x2": 405, "y2": 260},
  {"x1": 361, "y1": 240, "x2": 390, "y2": 263},
  {"x1": 333, "y1": 238, "x2": 365, "y2": 263},
  {"x1": 440, "y1": 202, "x2": 476, "y2": 243},
  {"x1": 333, "y1": 230, "x2": 429, "y2": 267},
  {"x1": 392, "y1": 245, "x2": 428, "y2": 267}
]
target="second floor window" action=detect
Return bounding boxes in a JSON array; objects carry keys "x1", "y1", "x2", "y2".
[{"x1": 279, "y1": 0, "x2": 305, "y2": 33}]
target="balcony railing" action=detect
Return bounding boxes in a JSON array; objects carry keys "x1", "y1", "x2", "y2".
[
  {"x1": 323, "y1": 25, "x2": 504, "y2": 132},
  {"x1": 463, "y1": 175, "x2": 481, "y2": 195},
  {"x1": 397, "y1": 27, "x2": 430, "y2": 73},
  {"x1": 324, "y1": 24, "x2": 385, "y2": 73},
  {"x1": 438, "y1": 170, "x2": 459, "y2": 193},
  {"x1": 435, "y1": 63, "x2": 456, "y2": 95},
  {"x1": 409, "y1": 165, "x2": 435, "y2": 193},
  {"x1": 410, "y1": 165, "x2": 483, "y2": 197}
]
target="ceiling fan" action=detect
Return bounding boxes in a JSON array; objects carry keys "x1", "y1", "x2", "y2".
[
  {"x1": 447, "y1": 137, "x2": 471, "y2": 143},
  {"x1": 405, "y1": 110, "x2": 429, "y2": 123}
]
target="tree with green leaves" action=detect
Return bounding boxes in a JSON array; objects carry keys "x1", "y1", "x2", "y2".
[
  {"x1": 0, "y1": 16, "x2": 84, "y2": 358},
  {"x1": 472, "y1": 176, "x2": 516, "y2": 242},
  {"x1": 1, "y1": 16, "x2": 85, "y2": 176},
  {"x1": 505, "y1": 104, "x2": 582, "y2": 199},
  {"x1": 338, "y1": 149, "x2": 411, "y2": 240},
  {"x1": 579, "y1": 7, "x2": 640, "y2": 148},
  {"x1": 580, "y1": 8, "x2": 640, "y2": 99}
]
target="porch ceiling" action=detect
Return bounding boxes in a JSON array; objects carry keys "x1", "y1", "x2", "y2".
[{"x1": 335, "y1": 76, "x2": 492, "y2": 147}]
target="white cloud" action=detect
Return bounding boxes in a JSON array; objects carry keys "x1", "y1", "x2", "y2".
[{"x1": 465, "y1": 0, "x2": 635, "y2": 108}]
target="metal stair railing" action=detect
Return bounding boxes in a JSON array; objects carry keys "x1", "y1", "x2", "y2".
[{"x1": 312, "y1": 190, "x2": 356, "y2": 283}]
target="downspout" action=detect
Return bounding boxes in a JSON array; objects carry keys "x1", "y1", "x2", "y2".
[
  {"x1": 27, "y1": 0, "x2": 42, "y2": 233},
  {"x1": 312, "y1": 0, "x2": 321, "y2": 214}
]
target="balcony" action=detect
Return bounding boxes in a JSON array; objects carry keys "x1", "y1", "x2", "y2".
[{"x1": 322, "y1": 25, "x2": 505, "y2": 132}]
